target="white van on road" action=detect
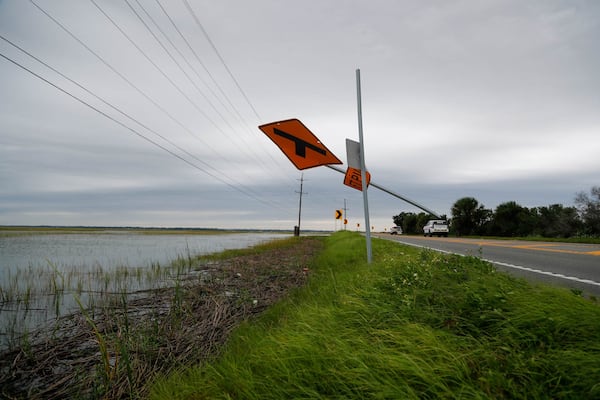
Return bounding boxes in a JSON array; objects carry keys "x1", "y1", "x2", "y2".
[
  {"x1": 423, "y1": 220, "x2": 449, "y2": 237},
  {"x1": 390, "y1": 226, "x2": 403, "y2": 235}
]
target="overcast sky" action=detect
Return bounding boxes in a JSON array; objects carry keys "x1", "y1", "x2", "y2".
[{"x1": 1, "y1": 0, "x2": 599, "y2": 231}]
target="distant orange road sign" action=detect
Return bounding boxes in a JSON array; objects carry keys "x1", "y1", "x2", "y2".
[
  {"x1": 343, "y1": 167, "x2": 371, "y2": 191},
  {"x1": 335, "y1": 209, "x2": 343, "y2": 220},
  {"x1": 259, "y1": 119, "x2": 342, "y2": 170}
]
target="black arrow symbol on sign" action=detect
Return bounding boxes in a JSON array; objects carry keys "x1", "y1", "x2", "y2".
[
  {"x1": 273, "y1": 128, "x2": 327, "y2": 158},
  {"x1": 336, "y1": 210, "x2": 342, "y2": 219}
]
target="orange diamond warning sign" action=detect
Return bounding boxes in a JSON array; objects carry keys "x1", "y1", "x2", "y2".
[{"x1": 259, "y1": 119, "x2": 342, "y2": 170}]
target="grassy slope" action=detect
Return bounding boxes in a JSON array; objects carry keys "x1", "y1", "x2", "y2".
[{"x1": 149, "y1": 231, "x2": 600, "y2": 399}]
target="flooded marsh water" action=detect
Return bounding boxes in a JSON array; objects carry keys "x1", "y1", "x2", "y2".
[{"x1": 0, "y1": 229, "x2": 288, "y2": 350}]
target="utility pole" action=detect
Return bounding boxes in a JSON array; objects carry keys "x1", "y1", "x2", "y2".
[
  {"x1": 343, "y1": 199, "x2": 349, "y2": 230},
  {"x1": 295, "y1": 173, "x2": 306, "y2": 236}
]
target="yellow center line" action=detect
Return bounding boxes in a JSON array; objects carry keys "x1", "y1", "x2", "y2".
[
  {"x1": 512, "y1": 244, "x2": 558, "y2": 249},
  {"x1": 401, "y1": 236, "x2": 600, "y2": 256}
]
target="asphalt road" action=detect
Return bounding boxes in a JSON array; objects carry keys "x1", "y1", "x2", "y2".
[{"x1": 374, "y1": 234, "x2": 600, "y2": 297}]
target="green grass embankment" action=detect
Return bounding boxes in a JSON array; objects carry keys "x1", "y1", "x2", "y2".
[{"x1": 149, "y1": 231, "x2": 600, "y2": 399}]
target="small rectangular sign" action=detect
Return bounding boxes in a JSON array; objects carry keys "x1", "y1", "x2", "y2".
[
  {"x1": 343, "y1": 167, "x2": 371, "y2": 191},
  {"x1": 345, "y1": 138, "x2": 361, "y2": 170}
]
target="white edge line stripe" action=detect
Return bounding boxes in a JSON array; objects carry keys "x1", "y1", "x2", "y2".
[{"x1": 394, "y1": 239, "x2": 600, "y2": 288}]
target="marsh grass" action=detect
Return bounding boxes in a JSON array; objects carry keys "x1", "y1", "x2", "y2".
[
  {"x1": 0, "y1": 258, "x2": 182, "y2": 351},
  {"x1": 150, "y1": 231, "x2": 600, "y2": 399},
  {"x1": 0, "y1": 253, "x2": 202, "y2": 397},
  {"x1": 0, "y1": 235, "x2": 319, "y2": 399}
]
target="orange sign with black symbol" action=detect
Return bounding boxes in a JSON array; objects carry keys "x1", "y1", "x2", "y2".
[
  {"x1": 343, "y1": 167, "x2": 371, "y2": 191},
  {"x1": 258, "y1": 119, "x2": 343, "y2": 170}
]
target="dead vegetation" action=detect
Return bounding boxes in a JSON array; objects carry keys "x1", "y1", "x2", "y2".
[{"x1": 0, "y1": 237, "x2": 322, "y2": 399}]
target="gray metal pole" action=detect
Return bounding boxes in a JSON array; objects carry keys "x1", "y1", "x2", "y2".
[
  {"x1": 356, "y1": 69, "x2": 372, "y2": 263},
  {"x1": 344, "y1": 199, "x2": 347, "y2": 230},
  {"x1": 326, "y1": 164, "x2": 442, "y2": 219},
  {"x1": 296, "y1": 173, "x2": 304, "y2": 235}
]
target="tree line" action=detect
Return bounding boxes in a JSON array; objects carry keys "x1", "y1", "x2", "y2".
[{"x1": 393, "y1": 186, "x2": 600, "y2": 238}]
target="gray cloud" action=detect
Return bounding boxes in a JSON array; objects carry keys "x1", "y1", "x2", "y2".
[{"x1": 1, "y1": 0, "x2": 598, "y2": 230}]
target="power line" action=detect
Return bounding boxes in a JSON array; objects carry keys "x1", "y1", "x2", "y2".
[
  {"x1": 176, "y1": 0, "x2": 295, "y2": 183},
  {"x1": 16, "y1": 1, "x2": 303, "y2": 213},
  {"x1": 27, "y1": 0, "x2": 212, "y2": 153},
  {"x1": 124, "y1": 0, "x2": 278, "y2": 173},
  {"x1": 153, "y1": 0, "x2": 236, "y2": 121},
  {"x1": 90, "y1": 0, "x2": 278, "y2": 190},
  {"x1": 123, "y1": 0, "x2": 228, "y2": 133},
  {"x1": 155, "y1": 0, "x2": 267, "y2": 143},
  {"x1": 86, "y1": 0, "x2": 234, "y2": 165},
  {"x1": 0, "y1": 33, "x2": 283, "y2": 209},
  {"x1": 31, "y1": 0, "x2": 288, "y2": 197},
  {"x1": 182, "y1": 0, "x2": 262, "y2": 121},
  {"x1": 0, "y1": 48, "x2": 287, "y2": 211},
  {"x1": 152, "y1": 0, "x2": 271, "y2": 159}
]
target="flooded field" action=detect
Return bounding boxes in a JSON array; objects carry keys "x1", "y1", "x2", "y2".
[{"x1": 0, "y1": 228, "x2": 288, "y2": 350}]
